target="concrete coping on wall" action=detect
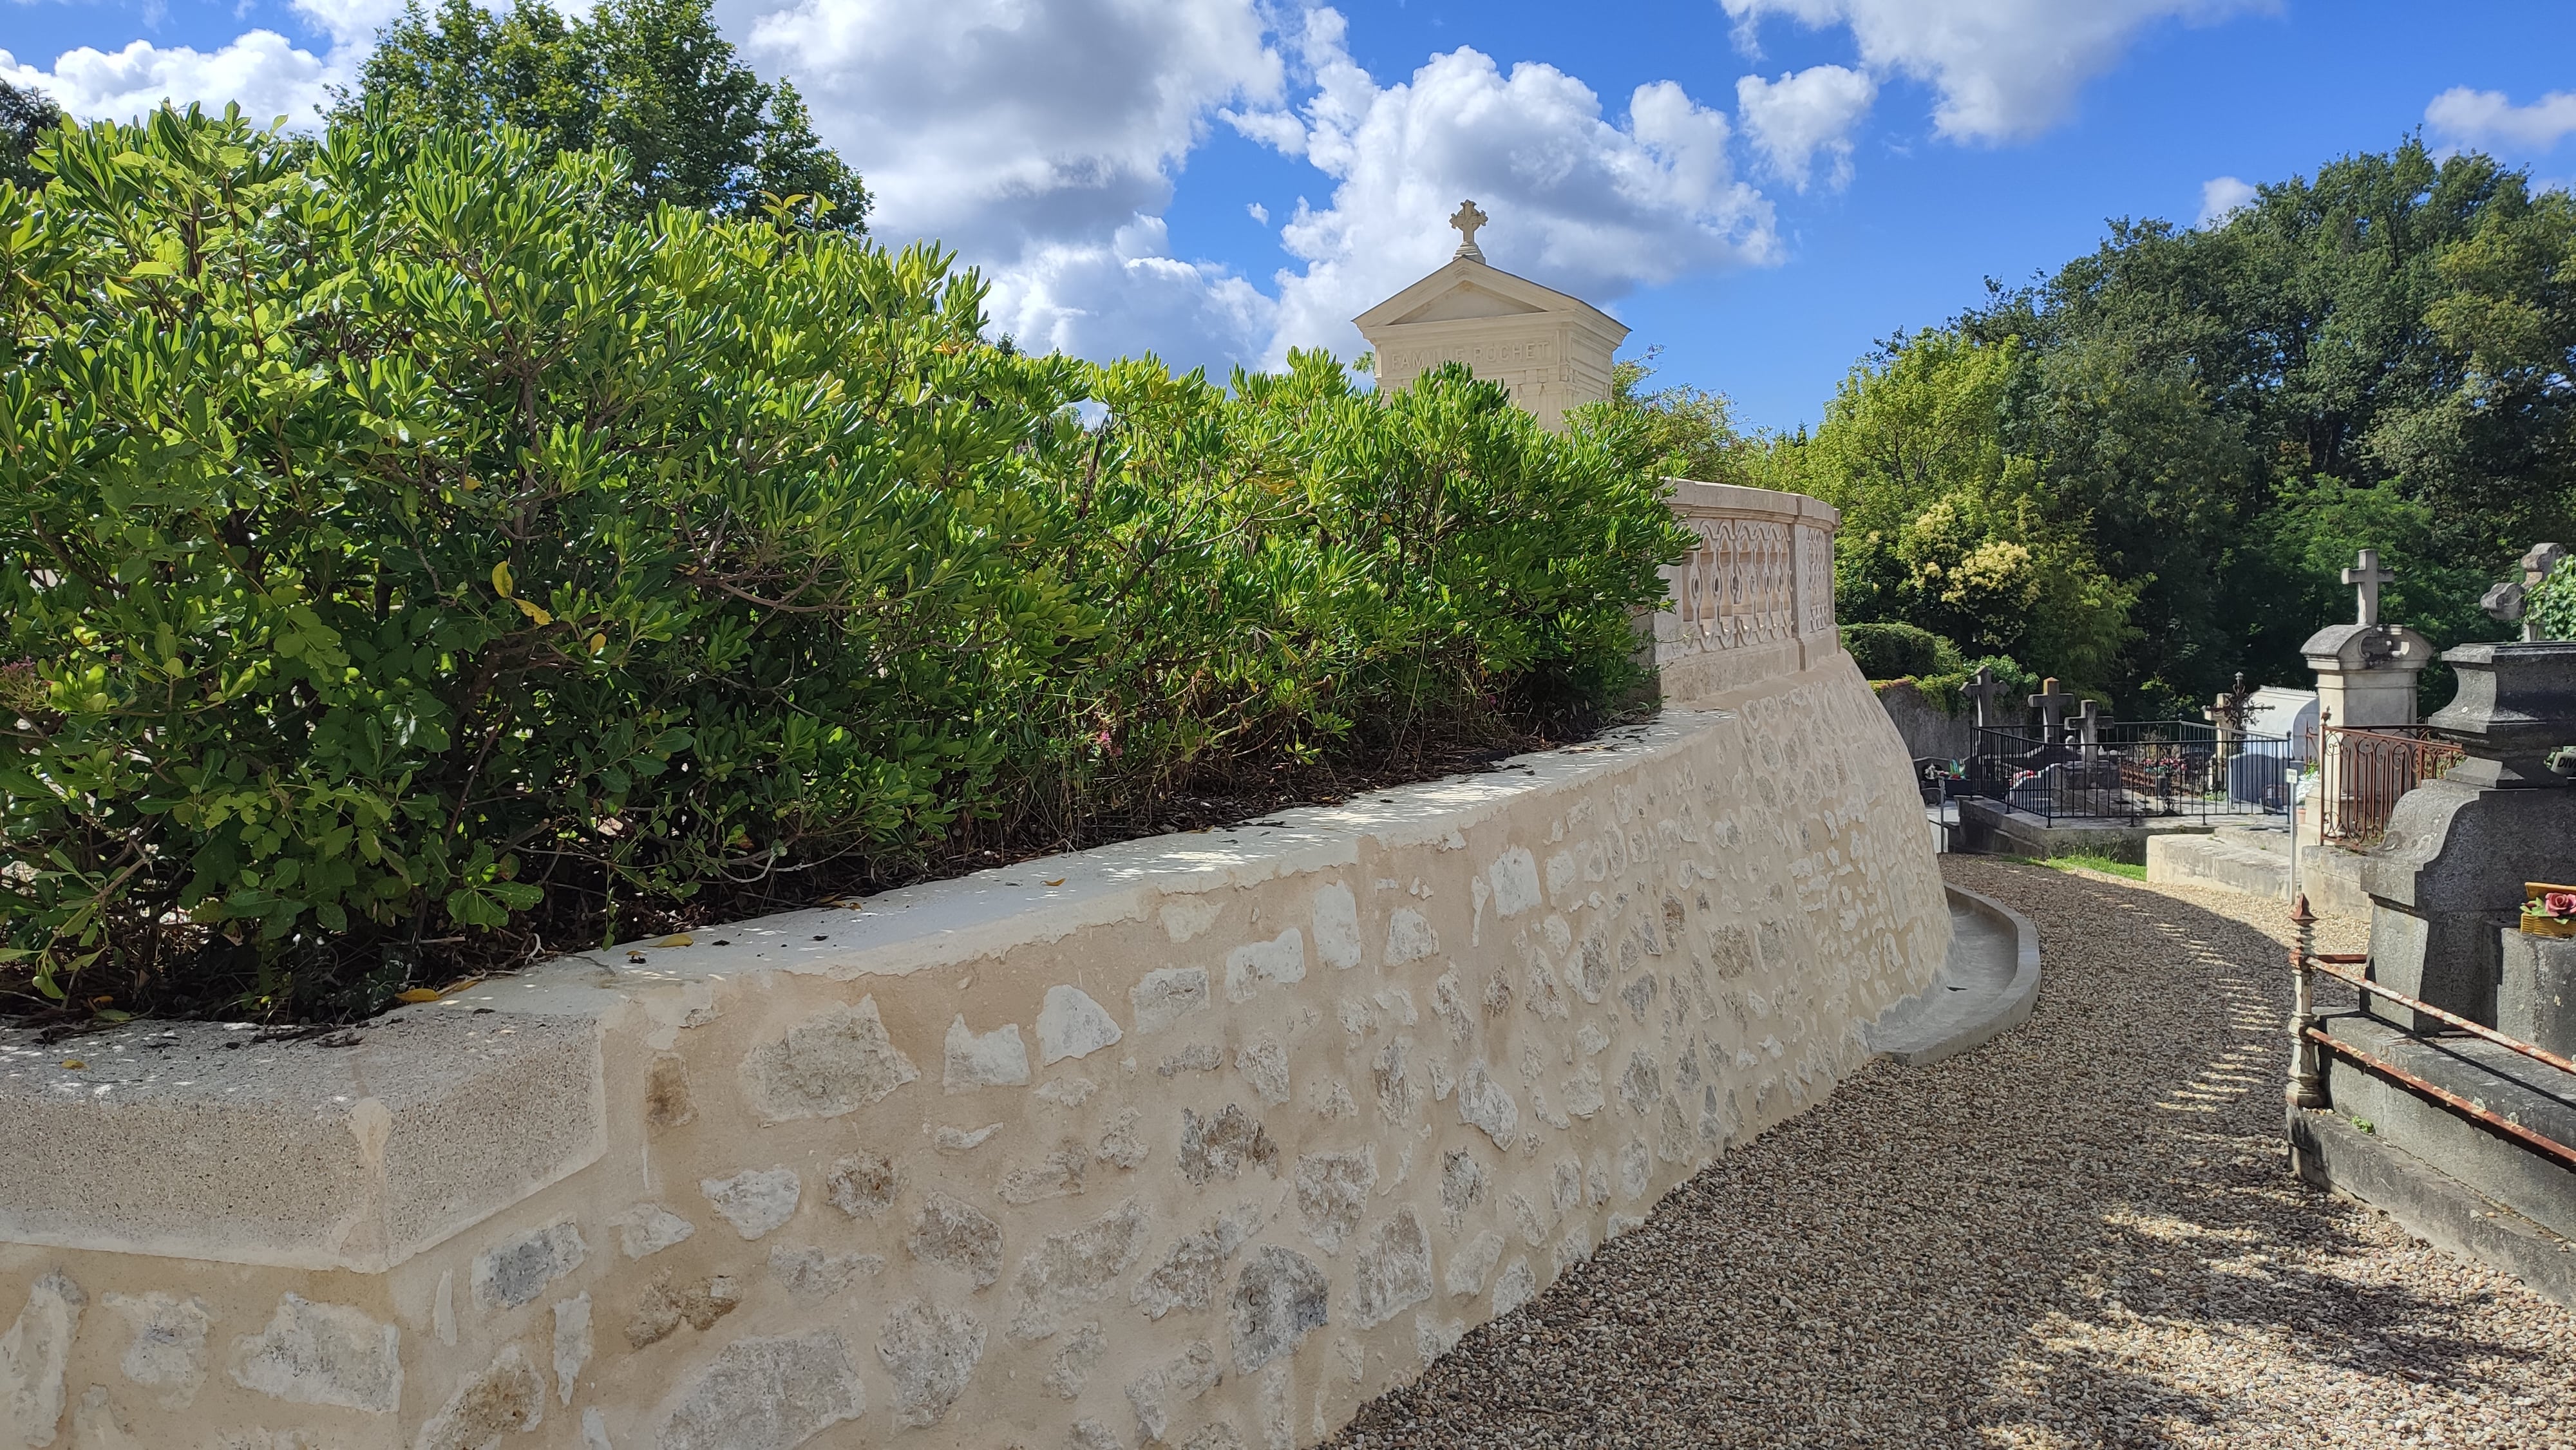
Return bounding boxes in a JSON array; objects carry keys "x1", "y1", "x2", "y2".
[
  {"x1": 1665, "y1": 478, "x2": 1840, "y2": 527},
  {"x1": 0, "y1": 711, "x2": 1725, "y2": 1274},
  {"x1": 1866, "y1": 884, "x2": 2041, "y2": 1066}
]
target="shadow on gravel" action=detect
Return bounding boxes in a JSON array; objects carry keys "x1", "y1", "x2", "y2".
[{"x1": 1324, "y1": 860, "x2": 2559, "y2": 1450}]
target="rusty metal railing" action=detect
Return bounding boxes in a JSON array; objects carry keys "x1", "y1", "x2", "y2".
[
  {"x1": 2316, "y1": 725, "x2": 2465, "y2": 847},
  {"x1": 2286, "y1": 895, "x2": 2576, "y2": 1170}
]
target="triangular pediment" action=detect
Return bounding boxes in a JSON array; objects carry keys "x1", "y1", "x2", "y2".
[
  {"x1": 1390, "y1": 283, "x2": 1547, "y2": 325},
  {"x1": 1353, "y1": 256, "x2": 1625, "y2": 338}
]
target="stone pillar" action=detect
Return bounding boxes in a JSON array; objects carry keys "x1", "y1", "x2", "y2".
[
  {"x1": 2360, "y1": 641, "x2": 2576, "y2": 1029},
  {"x1": 2301, "y1": 549, "x2": 2435, "y2": 732}
]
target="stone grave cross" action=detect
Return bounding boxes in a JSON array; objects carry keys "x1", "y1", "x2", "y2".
[
  {"x1": 2343, "y1": 548, "x2": 2395, "y2": 627},
  {"x1": 1450, "y1": 200, "x2": 1489, "y2": 262},
  {"x1": 2028, "y1": 677, "x2": 2074, "y2": 746},
  {"x1": 1961, "y1": 665, "x2": 2011, "y2": 731},
  {"x1": 2076, "y1": 698, "x2": 2103, "y2": 758},
  {"x1": 2483, "y1": 541, "x2": 2568, "y2": 643}
]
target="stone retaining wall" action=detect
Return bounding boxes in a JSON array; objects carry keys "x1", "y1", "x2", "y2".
[{"x1": 0, "y1": 494, "x2": 1949, "y2": 1450}]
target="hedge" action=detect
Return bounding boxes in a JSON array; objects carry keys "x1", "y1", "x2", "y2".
[{"x1": 0, "y1": 107, "x2": 1691, "y2": 1019}]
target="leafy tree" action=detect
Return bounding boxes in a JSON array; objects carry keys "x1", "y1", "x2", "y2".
[
  {"x1": 1766, "y1": 331, "x2": 2138, "y2": 693},
  {"x1": 1, "y1": 80, "x2": 64, "y2": 191},
  {"x1": 345, "y1": 0, "x2": 869, "y2": 225},
  {"x1": 1585, "y1": 348, "x2": 1759, "y2": 485}
]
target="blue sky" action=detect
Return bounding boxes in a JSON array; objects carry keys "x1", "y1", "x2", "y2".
[{"x1": 8, "y1": 0, "x2": 2574, "y2": 430}]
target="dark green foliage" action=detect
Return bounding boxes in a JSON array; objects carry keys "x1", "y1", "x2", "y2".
[
  {"x1": 0, "y1": 109, "x2": 1684, "y2": 1020},
  {"x1": 345, "y1": 0, "x2": 869, "y2": 226},
  {"x1": 1584, "y1": 348, "x2": 1760, "y2": 485},
  {"x1": 1946, "y1": 139, "x2": 2576, "y2": 707},
  {"x1": 0, "y1": 81, "x2": 63, "y2": 191},
  {"x1": 2532, "y1": 558, "x2": 2576, "y2": 642},
  {"x1": 1842, "y1": 622, "x2": 1953, "y2": 681}
]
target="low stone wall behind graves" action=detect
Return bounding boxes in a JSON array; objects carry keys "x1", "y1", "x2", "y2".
[{"x1": 0, "y1": 485, "x2": 1948, "y2": 1450}]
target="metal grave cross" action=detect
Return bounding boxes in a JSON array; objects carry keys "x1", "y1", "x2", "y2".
[
  {"x1": 1961, "y1": 665, "x2": 2011, "y2": 730},
  {"x1": 2343, "y1": 548, "x2": 2395, "y2": 627},
  {"x1": 2028, "y1": 677, "x2": 2074, "y2": 741}
]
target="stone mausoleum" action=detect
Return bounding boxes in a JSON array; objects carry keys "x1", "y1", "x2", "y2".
[{"x1": 1353, "y1": 202, "x2": 1627, "y2": 431}]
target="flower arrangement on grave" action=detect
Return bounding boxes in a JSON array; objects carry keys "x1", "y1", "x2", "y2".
[{"x1": 2522, "y1": 883, "x2": 2576, "y2": 938}]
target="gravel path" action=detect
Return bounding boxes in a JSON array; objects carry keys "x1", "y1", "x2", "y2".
[{"x1": 1327, "y1": 858, "x2": 2575, "y2": 1449}]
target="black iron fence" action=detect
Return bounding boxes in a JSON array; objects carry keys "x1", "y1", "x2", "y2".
[{"x1": 1959, "y1": 719, "x2": 2297, "y2": 824}]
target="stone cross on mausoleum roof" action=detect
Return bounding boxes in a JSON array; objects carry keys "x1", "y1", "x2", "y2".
[
  {"x1": 2344, "y1": 547, "x2": 2394, "y2": 627},
  {"x1": 1449, "y1": 200, "x2": 1488, "y2": 262}
]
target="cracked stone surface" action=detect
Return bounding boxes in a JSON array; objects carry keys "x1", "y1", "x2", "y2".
[{"x1": 658, "y1": 1332, "x2": 863, "y2": 1450}]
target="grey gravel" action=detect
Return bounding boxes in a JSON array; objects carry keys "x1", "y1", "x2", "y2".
[{"x1": 1328, "y1": 858, "x2": 2575, "y2": 1449}]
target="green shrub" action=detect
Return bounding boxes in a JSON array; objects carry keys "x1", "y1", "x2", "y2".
[
  {"x1": 0, "y1": 107, "x2": 1688, "y2": 1019},
  {"x1": 1842, "y1": 621, "x2": 1953, "y2": 681},
  {"x1": 2530, "y1": 557, "x2": 2576, "y2": 641}
]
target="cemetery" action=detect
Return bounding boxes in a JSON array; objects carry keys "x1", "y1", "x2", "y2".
[{"x1": 5, "y1": 12, "x2": 2576, "y2": 1443}]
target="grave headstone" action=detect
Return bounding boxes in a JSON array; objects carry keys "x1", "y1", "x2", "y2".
[{"x1": 1961, "y1": 665, "x2": 2010, "y2": 731}]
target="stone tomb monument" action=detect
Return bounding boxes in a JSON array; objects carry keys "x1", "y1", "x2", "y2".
[
  {"x1": 2302, "y1": 547, "x2": 2436, "y2": 731},
  {"x1": 1353, "y1": 201, "x2": 1628, "y2": 431}
]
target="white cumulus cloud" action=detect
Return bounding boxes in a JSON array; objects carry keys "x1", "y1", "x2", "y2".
[
  {"x1": 1, "y1": 33, "x2": 336, "y2": 126},
  {"x1": 2425, "y1": 86, "x2": 2576, "y2": 157},
  {"x1": 1238, "y1": 9, "x2": 1777, "y2": 364},
  {"x1": 1721, "y1": 0, "x2": 2270, "y2": 144},
  {"x1": 1736, "y1": 64, "x2": 1875, "y2": 191},
  {"x1": 2197, "y1": 174, "x2": 2256, "y2": 227}
]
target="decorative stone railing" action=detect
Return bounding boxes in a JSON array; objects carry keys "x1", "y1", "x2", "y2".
[
  {"x1": 1652, "y1": 480, "x2": 1841, "y2": 704},
  {"x1": 0, "y1": 488, "x2": 1933, "y2": 1450}
]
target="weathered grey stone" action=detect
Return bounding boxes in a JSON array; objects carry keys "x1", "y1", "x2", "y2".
[
  {"x1": 1491, "y1": 1259, "x2": 1538, "y2": 1316},
  {"x1": 1293, "y1": 1150, "x2": 1376, "y2": 1254},
  {"x1": 1182, "y1": 1425, "x2": 1246, "y2": 1450},
  {"x1": 1352, "y1": 1209, "x2": 1434, "y2": 1328},
  {"x1": 1618, "y1": 1050, "x2": 1661, "y2": 1118},
  {"x1": 1620, "y1": 1139, "x2": 1651, "y2": 1200},
  {"x1": 1179, "y1": 1105, "x2": 1278, "y2": 1185},
  {"x1": 1560, "y1": 1064, "x2": 1606, "y2": 1119},
  {"x1": 658, "y1": 1332, "x2": 864, "y2": 1450},
  {"x1": 104, "y1": 1290, "x2": 209, "y2": 1409},
  {"x1": 552, "y1": 1294, "x2": 590, "y2": 1406},
  {"x1": 1038, "y1": 986, "x2": 1125, "y2": 1065},
  {"x1": 1157, "y1": 1043, "x2": 1224, "y2": 1077},
  {"x1": 1044, "y1": 1322, "x2": 1107, "y2": 1399},
  {"x1": 769, "y1": 1245, "x2": 882, "y2": 1299},
  {"x1": 612, "y1": 1203, "x2": 696, "y2": 1259},
  {"x1": 68, "y1": 1384, "x2": 136, "y2": 1450},
  {"x1": 1489, "y1": 847, "x2": 1542, "y2": 916},
  {"x1": 1372, "y1": 1038, "x2": 1418, "y2": 1124},
  {"x1": 1405, "y1": 1315, "x2": 1460, "y2": 1376},
  {"x1": 582, "y1": 1407, "x2": 611, "y2": 1450},
  {"x1": 739, "y1": 999, "x2": 918, "y2": 1121},
  {"x1": 1553, "y1": 1224, "x2": 1594, "y2": 1277},
  {"x1": 1098, "y1": 1109, "x2": 1148, "y2": 1170},
  {"x1": 932, "y1": 1122, "x2": 1004, "y2": 1153},
  {"x1": 1312, "y1": 883, "x2": 1363, "y2": 970},
  {"x1": 909, "y1": 1193, "x2": 1005, "y2": 1288},
  {"x1": 1620, "y1": 972, "x2": 1656, "y2": 1021},
  {"x1": 2, "y1": 1271, "x2": 84, "y2": 1445},
  {"x1": 878, "y1": 1299, "x2": 986, "y2": 1429},
  {"x1": 473, "y1": 1219, "x2": 587, "y2": 1311},
  {"x1": 1385, "y1": 910, "x2": 1440, "y2": 965},
  {"x1": 1069, "y1": 1417, "x2": 1126, "y2": 1450},
  {"x1": 1227, "y1": 1247, "x2": 1328, "y2": 1373},
  {"x1": 645, "y1": 1051, "x2": 695, "y2": 1128},
  {"x1": 1440, "y1": 1150, "x2": 1488, "y2": 1230},
  {"x1": 1011, "y1": 1199, "x2": 1153, "y2": 1341},
  {"x1": 623, "y1": 1275, "x2": 741, "y2": 1350},
  {"x1": 1130, "y1": 968, "x2": 1211, "y2": 1034},
  {"x1": 1235, "y1": 1036, "x2": 1291, "y2": 1106},
  {"x1": 416, "y1": 1341, "x2": 544, "y2": 1450},
  {"x1": 1575, "y1": 931, "x2": 1610, "y2": 1002},
  {"x1": 1445, "y1": 1231, "x2": 1504, "y2": 1298},
  {"x1": 1551, "y1": 1158, "x2": 1582, "y2": 1213},
  {"x1": 1124, "y1": 1340, "x2": 1220, "y2": 1444},
  {"x1": 1131, "y1": 1230, "x2": 1224, "y2": 1320},
  {"x1": 823, "y1": 1151, "x2": 899, "y2": 1218},
  {"x1": 945, "y1": 1016, "x2": 1032, "y2": 1092},
  {"x1": 1223, "y1": 928, "x2": 1307, "y2": 1002},
  {"x1": 1037, "y1": 1076, "x2": 1100, "y2": 1106},
  {"x1": 1507, "y1": 1192, "x2": 1548, "y2": 1247},
  {"x1": 229, "y1": 1294, "x2": 401, "y2": 1413},
  {"x1": 1000, "y1": 1140, "x2": 1092, "y2": 1205},
  {"x1": 1455, "y1": 1060, "x2": 1519, "y2": 1147},
  {"x1": 1482, "y1": 972, "x2": 1513, "y2": 1017},
  {"x1": 701, "y1": 1168, "x2": 800, "y2": 1240}
]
